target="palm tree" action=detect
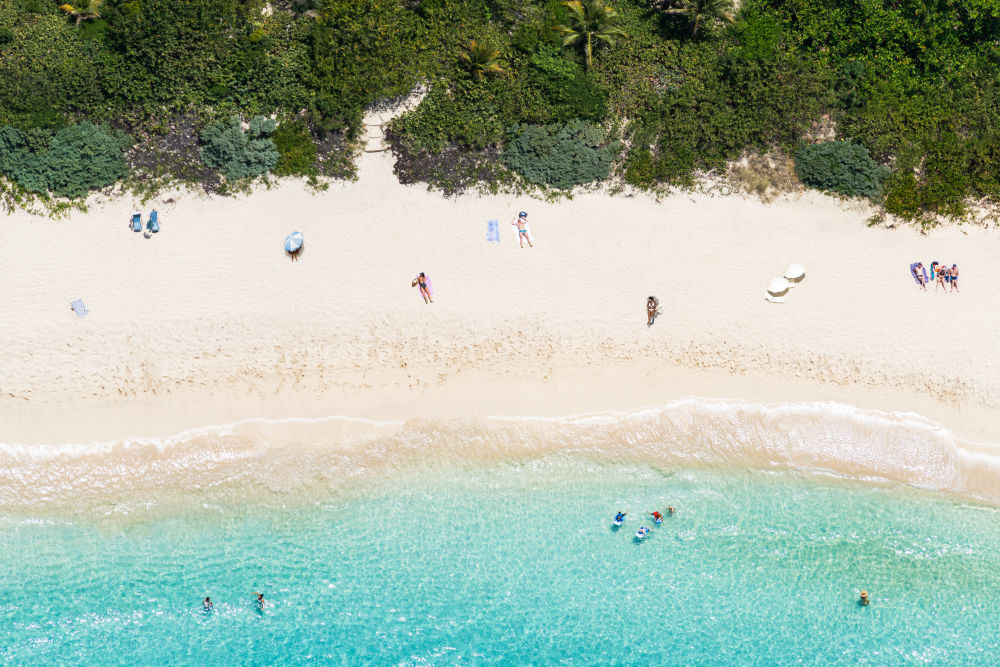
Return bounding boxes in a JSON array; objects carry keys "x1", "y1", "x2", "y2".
[
  {"x1": 657, "y1": 0, "x2": 735, "y2": 39},
  {"x1": 58, "y1": 0, "x2": 103, "y2": 25},
  {"x1": 458, "y1": 40, "x2": 504, "y2": 81},
  {"x1": 553, "y1": 0, "x2": 625, "y2": 73}
]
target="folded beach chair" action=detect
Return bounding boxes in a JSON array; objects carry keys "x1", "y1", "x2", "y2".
[
  {"x1": 131, "y1": 212, "x2": 142, "y2": 232},
  {"x1": 70, "y1": 299, "x2": 89, "y2": 318},
  {"x1": 147, "y1": 210, "x2": 159, "y2": 233}
]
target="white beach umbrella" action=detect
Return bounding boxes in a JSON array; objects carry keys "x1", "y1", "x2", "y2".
[
  {"x1": 765, "y1": 277, "x2": 790, "y2": 303},
  {"x1": 784, "y1": 264, "x2": 806, "y2": 284}
]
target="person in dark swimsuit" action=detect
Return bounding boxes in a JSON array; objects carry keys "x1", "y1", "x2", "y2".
[
  {"x1": 949, "y1": 264, "x2": 959, "y2": 292},
  {"x1": 411, "y1": 272, "x2": 433, "y2": 304},
  {"x1": 511, "y1": 211, "x2": 533, "y2": 248},
  {"x1": 203, "y1": 597, "x2": 213, "y2": 612}
]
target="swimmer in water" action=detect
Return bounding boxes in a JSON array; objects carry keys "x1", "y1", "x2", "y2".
[
  {"x1": 667, "y1": 506, "x2": 675, "y2": 515},
  {"x1": 636, "y1": 526, "x2": 649, "y2": 538},
  {"x1": 614, "y1": 511, "x2": 627, "y2": 523},
  {"x1": 254, "y1": 592, "x2": 265, "y2": 610},
  {"x1": 859, "y1": 590, "x2": 869, "y2": 606},
  {"x1": 203, "y1": 597, "x2": 213, "y2": 612},
  {"x1": 651, "y1": 511, "x2": 663, "y2": 523}
]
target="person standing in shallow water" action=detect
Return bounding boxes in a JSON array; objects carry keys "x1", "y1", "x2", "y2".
[
  {"x1": 647, "y1": 296, "x2": 660, "y2": 326},
  {"x1": 202, "y1": 597, "x2": 213, "y2": 612}
]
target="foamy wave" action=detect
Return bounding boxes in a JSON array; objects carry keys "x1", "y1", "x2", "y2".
[{"x1": 1, "y1": 399, "x2": 998, "y2": 514}]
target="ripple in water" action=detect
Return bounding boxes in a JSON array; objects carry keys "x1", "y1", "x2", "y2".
[{"x1": 3, "y1": 461, "x2": 1000, "y2": 664}]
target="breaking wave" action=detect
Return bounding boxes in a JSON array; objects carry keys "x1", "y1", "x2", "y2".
[{"x1": 2, "y1": 399, "x2": 999, "y2": 515}]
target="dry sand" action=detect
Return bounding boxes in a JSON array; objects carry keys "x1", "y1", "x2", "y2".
[{"x1": 1, "y1": 152, "x2": 998, "y2": 445}]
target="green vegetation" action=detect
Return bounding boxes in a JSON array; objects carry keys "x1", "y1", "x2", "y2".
[
  {"x1": 199, "y1": 116, "x2": 279, "y2": 181},
  {"x1": 794, "y1": 141, "x2": 888, "y2": 199},
  {"x1": 502, "y1": 120, "x2": 619, "y2": 189},
  {"x1": 0, "y1": 0, "x2": 996, "y2": 224},
  {"x1": 272, "y1": 120, "x2": 319, "y2": 178},
  {"x1": 0, "y1": 122, "x2": 130, "y2": 198},
  {"x1": 554, "y1": 1, "x2": 626, "y2": 72},
  {"x1": 459, "y1": 41, "x2": 505, "y2": 81},
  {"x1": 654, "y1": 0, "x2": 735, "y2": 39}
]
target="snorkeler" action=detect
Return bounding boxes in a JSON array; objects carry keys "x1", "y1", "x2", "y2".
[
  {"x1": 651, "y1": 511, "x2": 663, "y2": 524},
  {"x1": 859, "y1": 590, "x2": 869, "y2": 606},
  {"x1": 635, "y1": 526, "x2": 650, "y2": 539},
  {"x1": 203, "y1": 597, "x2": 213, "y2": 612},
  {"x1": 613, "y1": 511, "x2": 627, "y2": 525}
]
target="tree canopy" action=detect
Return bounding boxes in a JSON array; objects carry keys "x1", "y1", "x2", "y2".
[{"x1": 0, "y1": 0, "x2": 997, "y2": 223}]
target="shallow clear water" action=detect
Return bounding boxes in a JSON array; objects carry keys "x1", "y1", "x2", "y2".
[{"x1": 3, "y1": 458, "x2": 1000, "y2": 665}]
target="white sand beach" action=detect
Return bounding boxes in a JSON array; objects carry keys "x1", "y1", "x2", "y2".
[{"x1": 1, "y1": 152, "x2": 998, "y2": 446}]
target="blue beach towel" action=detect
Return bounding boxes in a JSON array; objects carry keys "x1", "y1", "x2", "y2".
[
  {"x1": 486, "y1": 219, "x2": 500, "y2": 243},
  {"x1": 70, "y1": 299, "x2": 89, "y2": 318}
]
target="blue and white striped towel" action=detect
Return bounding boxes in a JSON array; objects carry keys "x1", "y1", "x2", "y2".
[{"x1": 486, "y1": 219, "x2": 500, "y2": 243}]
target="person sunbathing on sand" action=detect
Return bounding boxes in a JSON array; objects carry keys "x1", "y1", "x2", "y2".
[
  {"x1": 914, "y1": 262, "x2": 927, "y2": 290},
  {"x1": 411, "y1": 272, "x2": 433, "y2": 304},
  {"x1": 647, "y1": 296, "x2": 660, "y2": 326},
  {"x1": 511, "y1": 211, "x2": 533, "y2": 248}
]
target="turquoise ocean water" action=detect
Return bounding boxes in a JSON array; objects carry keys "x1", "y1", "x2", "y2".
[
  {"x1": 3, "y1": 403, "x2": 1000, "y2": 664},
  {"x1": 4, "y1": 457, "x2": 1000, "y2": 664}
]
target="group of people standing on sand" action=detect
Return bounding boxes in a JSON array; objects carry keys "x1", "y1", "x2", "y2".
[{"x1": 910, "y1": 261, "x2": 959, "y2": 292}]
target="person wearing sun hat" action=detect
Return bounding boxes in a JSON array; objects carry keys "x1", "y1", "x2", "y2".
[{"x1": 511, "y1": 211, "x2": 533, "y2": 248}]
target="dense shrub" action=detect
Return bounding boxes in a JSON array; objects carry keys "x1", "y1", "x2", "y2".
[
  {"x1": 272, "y1": 120, "x2": 318, "y2": 178},
  {"x1": 622, "y1": 146, "x2": 656, "y2": 189},
  {"x1": 0, "y1": 12, "x2": 105, "y2": 127},
  {"x1": 308, "y1": 0, "x2": 421, "y2": 134},
  {"x1": 501, "y1": 120, "x2": 620, "y2": 190},
  {"x1": 794, "y1": 141, "x2": 888, "y2": 199},
  {"x1": 0, "y1": 122, "x2": 131, "y2": 198},
  {"x1": 528, "y1": 46, "x2": 607, "y2": 123},
  {"x1": 199, "y1": 116, "x2": 279, "y2": 181}
]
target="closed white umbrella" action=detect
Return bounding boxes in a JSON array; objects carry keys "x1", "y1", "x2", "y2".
[{"x1": 784, "y1": 264, "x2": 805, "y2": 284}]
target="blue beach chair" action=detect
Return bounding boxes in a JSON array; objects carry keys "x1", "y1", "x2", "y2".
[
  {"x1": 131, "y1": 212, "x2": 142, "y2": 232},
  {"x1": 147, "y1": 210, "x2": 159, "y2": 233}
]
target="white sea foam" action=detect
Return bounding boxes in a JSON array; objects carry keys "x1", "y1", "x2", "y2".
[{"x1": 1, "y1": 398, "x2": 998, "y2": 514}]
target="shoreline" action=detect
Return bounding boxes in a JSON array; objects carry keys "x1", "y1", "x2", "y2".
[{"x1": 2, "y1": 358, "x2": 999, "y2": 447}]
